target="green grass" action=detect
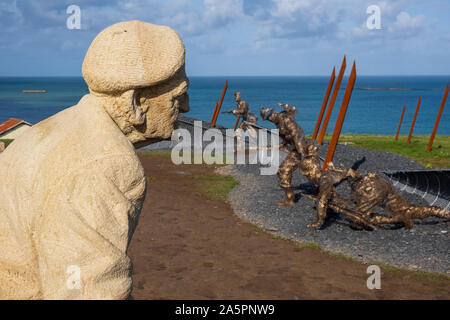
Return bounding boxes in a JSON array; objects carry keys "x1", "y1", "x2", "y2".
[
  {"x1": 187, "y1": 173, "x2": 239, "y2": 202},
  {"x1": 319, "y1": 134, "x2": 450, "y2": 168},
  {"x1": 297, "y1": 241, "x2": 323, "y2": 250},
  {"x1": 139, "y1": 150, "x2": 238, "y2": 201},
  {"x1": 0, "y1": 139, "x2": 14, "y2": 147},
  {"x1": 371, "y1": 262, "x2": 449, "y2": 287}
]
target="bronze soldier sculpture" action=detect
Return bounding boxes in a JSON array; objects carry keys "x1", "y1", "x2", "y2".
[
  {"x1": 260, "y1": 105, "x2": 359, "y2": 226},
  {"x1": 301, "y1": 157, "x2": 450, "y2": 229},
  {"x1": 222, "y1": 92, "x2": 258, "y2": 150},
  {"x1": 259, "y1": 103, "x2": 448, "y2": 230},
  {"x1": 345, "y1": 170, "x2": 450, "y2": 229},
  {"x1": 260, "y1": 104, "x2": 309, "y2": 206},
  {"x1": 299, "y1": 145, "x2": 449, "y2": 229},
  {"x1": 298, "y1": 139, "x2": 357, "y2": 228}
]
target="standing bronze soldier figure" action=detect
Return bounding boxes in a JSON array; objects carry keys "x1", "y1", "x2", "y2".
[
  {"x1": 260, "y1": 104, "x2": 309, "y2": 206},
  {"x1": 260, "y1": 104, "x2": 353, "y2": 226},
  {"x1": 222, "y1": 92, "x2": 258, "y2": 150}
]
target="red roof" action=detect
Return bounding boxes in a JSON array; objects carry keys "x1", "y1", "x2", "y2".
[{"x1": 0, "y1": 118, "x2": 31, "y2": 135}]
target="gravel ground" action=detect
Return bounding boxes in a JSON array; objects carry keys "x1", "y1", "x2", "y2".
[{"x1": 218, "y1": 142, "x2": 450, "y2": 274}]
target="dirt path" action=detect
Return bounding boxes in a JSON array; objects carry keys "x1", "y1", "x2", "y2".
[{"x1": 128, "y1": 152, "x2": 449, "y2": 299}]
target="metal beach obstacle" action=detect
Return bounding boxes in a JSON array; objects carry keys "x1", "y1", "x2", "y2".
[
  {"x1": 395, "y1": 105, "x2": 406, "y2": 141},
  {"x1": 317, "y1": 56, "x2": 347, "y2": 145},
  {"x1": 233, "y1": 116, "x2": 241, "y2": 131},
  {"x1": 406, "y1": 96, "x2": 421, "y2": 144},
  {"x1": 322, "y1": 61, "x2": 357, "y2": 171},
  {"x1": 312, "y1": 66, "x2": 335, "y2": 141},
  {"x1": 211, "y1": 80, "x2": 228, "y2": 127},
  {"x1": 427, "y1": 83, "x2": 449, "y2": 152}
]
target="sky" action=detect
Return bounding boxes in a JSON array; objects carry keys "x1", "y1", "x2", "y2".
[{"x1": 0, "y1": 0, "x2": 449, "y2": 76}]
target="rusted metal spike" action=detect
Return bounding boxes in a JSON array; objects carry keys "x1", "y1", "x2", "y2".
[
  {"x1": 427, "y1": 83, "x2": 449, "y2": 152},
  {"x1": 395, "y1": 105, "x2": 406, "y2": 141},
  {"x1": 312, "y1": 67, "x2": 336, "y2": 141},
  {"x1": 211, "y1": 80, "x2": 228, "y2": 127},
  {"x1": 211, "y1": 102, "x2": 219, "y2": 124},
  {"x1": 406, "y1": 96, "x2": 421, "y2": 144},
  {"x1": 322, "y1": 61, "x2": 357, "y2": 172},
  {"x1": 317, "y1": 56, "x2": 347, "y2": 145},
  {"x1": 233, "y1": 115, "x2": 241, "y2": 131}
]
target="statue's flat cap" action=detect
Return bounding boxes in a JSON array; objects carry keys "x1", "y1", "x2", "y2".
[{"x1": 82, "y1": 20, "x2": 185, "y2": 93}]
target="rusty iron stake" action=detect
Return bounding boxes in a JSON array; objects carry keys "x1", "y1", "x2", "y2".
[
  {"x1": 322, "y1": 61, "x2": 357, "y2": 172},
  {"x1": 233, "y1": 115, "x2": 241, "y2": 131},
  {"x1": 427, "y1": 83, "x2": 449, "y2": 152},
  {"x1": 312, "y1": 66, "x2": 336, "y2": 141},
  {"x1": 395, "y1": 105, "x2": 406, "y2": 141},
  {"x1": 211, "y1": 102, "x2": 219, "y2": 124},
  {"x1": 406, "y1": 96, "x2": 421, "y2": 144},
  {"x1": 211, "y1": 80, "x2": 228, "y2": 127},
  {"x1": 317, "y1": 56, "x2": 347, "y2": 145}
]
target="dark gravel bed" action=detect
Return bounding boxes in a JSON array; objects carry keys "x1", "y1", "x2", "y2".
[{"x1": 219, "y1": 142, "x2": 449, "y2": 274}]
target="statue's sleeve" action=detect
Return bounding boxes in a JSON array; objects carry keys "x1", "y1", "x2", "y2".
[
  {"x1": 36, "y1": 156, "x2": 146, "y2": 299},
  {"x1": 293, "y1": 131, "x2": 307, "y2": 155}
]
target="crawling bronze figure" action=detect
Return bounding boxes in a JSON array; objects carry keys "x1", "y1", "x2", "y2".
[
  {"x1": 302, "y1": 160, "x2": 450, "y2": 229},
  {"x1": 345, "y1": 170, "x2": 450, "y2": 229}
]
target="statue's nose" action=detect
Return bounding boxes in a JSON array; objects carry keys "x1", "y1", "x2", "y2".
[{"x1": 178, "y1": 93, "x2": 190, "y2": 113}]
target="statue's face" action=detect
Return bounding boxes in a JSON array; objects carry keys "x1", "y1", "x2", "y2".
[
  {"x1": 260, "y1": 107, "x2": 274, "y2": 121},
  {"x1": 234, "y1": 92, "x2": 241, "y2": 102},
  {"x1": 134, "y1": 67, "x2": 189, "y2": 144},
  {"x1": 307, "y1": 143, "x2": 318, "y2": 155}
]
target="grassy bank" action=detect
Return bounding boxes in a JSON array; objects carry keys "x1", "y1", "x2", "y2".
[
  {"x1": 0, "y1": 139, "x2": 14, "y2": 147},
  {"x1": 138, "y1": 150, "x2": 238, "y2": 202},
  {"x1": 187, "y1": 173, "x2": 239, "y2": 202},
  {"x1": 321, "y1": 134, "x2": 450, "y2": 168}
]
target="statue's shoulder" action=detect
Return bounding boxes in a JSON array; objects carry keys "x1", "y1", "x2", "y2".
[{"x1": 40, "y1": 99, "x2": 143, "y2": 175}]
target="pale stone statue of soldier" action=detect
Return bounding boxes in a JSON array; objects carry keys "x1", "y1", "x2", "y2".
[{"x1": 0, "y1": 20, "x2": 189, "y2": 299}]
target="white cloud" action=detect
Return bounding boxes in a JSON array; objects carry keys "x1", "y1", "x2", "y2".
[{"x1": 388, "y1": 11, "x2": 426, "y2": 34}]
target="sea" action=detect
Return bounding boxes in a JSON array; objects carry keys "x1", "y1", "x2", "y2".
[{"x1": 0, "y1": 76, "x2": 449, "y2": 135}]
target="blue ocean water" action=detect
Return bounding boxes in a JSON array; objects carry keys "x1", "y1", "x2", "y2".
[{"x1": 0, "y1": 76, "x2": 449, "y2": 135}]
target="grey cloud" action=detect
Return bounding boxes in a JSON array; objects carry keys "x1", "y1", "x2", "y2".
[{"x1": 0, "y1": 0, "x2": 244, "y2": 55}]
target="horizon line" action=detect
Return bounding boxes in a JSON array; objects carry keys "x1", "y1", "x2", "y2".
[{"x1": 1, "y1": 74, "x2": 450, "y2": 78}]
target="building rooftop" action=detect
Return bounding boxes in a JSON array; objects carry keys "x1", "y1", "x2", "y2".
[{"x1": 0, "y1": 118, "x2": 32, "y2": 135}]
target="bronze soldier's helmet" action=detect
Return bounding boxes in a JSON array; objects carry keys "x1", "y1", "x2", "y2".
[
  {"x1": 278, "y1": 103, "x2": 298, "y2": 114},
  {"x1": 260, "y1": 107, "x2": 274, "y2": 121}
]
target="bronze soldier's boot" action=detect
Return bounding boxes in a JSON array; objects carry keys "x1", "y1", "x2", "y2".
[{"x1": 277, "y1": 187, "x2": 295, "y2": 206}]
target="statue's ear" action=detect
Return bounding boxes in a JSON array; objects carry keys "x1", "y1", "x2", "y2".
[{"x1": 125, "y1": 89, "x2": 145, "y2": 126}]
